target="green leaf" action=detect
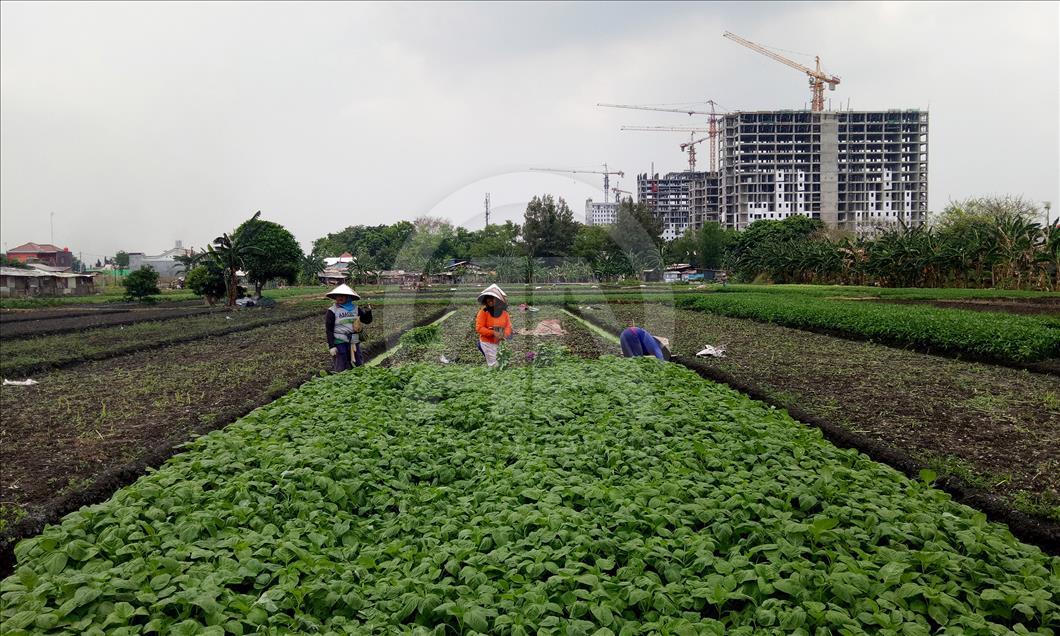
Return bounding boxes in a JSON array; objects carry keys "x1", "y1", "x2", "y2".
[
  {"x1": 464, "y1": 606, "x2": 489, "y2": 633},
  {"x1": 919, "y1": 469, "x2": 938, "y2": 485}
]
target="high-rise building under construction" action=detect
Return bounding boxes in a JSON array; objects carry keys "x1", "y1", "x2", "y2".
[
  {"x1": 636, "y1": 109, "x2": 929, "y2": 236},
  {"x1": 721, "y1": 110, "x2": 928, "y2": 231}
]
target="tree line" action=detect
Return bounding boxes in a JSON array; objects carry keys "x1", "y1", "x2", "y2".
[
  {"x1": 156, "y1": 194, "x2": 1055, "y2": 305},
  {"x1": 726, "y1": 196, "x2": 1058, "y2": 290}
]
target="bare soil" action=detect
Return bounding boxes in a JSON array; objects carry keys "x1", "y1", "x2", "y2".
[{"x1": 0, "y1": 306, "x2": 219, "y2": 339}]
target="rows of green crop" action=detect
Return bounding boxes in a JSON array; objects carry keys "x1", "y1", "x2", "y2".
[
  {"x1": 710, "y1": 283, "x2": 1060, "y2": 300},
  {"x1": 676, "y1": 293, "x2": 1060, "y2": 363},
  {"x1": 3, "y1": 358, "x2": 1057, "y2": 634}
]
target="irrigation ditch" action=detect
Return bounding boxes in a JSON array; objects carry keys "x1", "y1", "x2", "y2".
[
  {"x1": 0, "y1": 304, "x2": 451, "y2": 577},
  {"x1": 564, "y1": 305, "x2": 1060, "y2": 555}
]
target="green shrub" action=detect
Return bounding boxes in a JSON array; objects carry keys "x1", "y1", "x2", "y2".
[{"x1": 121, "y1": 266, "x2": 160, "y2": 302}]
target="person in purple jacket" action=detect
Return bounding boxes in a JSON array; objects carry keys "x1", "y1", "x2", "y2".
[{"x1": 620, "y1": 320, "x2": 670, "y2": 361}]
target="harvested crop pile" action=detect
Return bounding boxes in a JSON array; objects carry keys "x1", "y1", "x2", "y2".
[
  {"x1": 516, "y1": 318, "x2": 567, "y2": 336},
  {"x1": 2, "y1": 359, "x2": 1057, "y2": 634}
]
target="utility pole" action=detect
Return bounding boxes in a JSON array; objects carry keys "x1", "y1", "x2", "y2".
[{"x1": 484, "y1": 193, "x2": 491, "y2": 226}]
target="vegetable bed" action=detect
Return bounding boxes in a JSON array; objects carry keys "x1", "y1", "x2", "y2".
[
  {"x1": 382, "y1": 306, "x2": 610, "y2": 366},
  {"x1": 676, "y1": 293, "x2": 1060, "y2": 364},
  {"x1": 0, "y1": 307, "x2": 320, "y2": 377},
  {"x1": 3, "y1": 358, "x2": 1057, "y2": 634}
]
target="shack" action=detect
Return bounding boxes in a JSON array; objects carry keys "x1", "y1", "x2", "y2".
[{"x1": 0, "y1": 267, "x2": 97, "y2": 298}]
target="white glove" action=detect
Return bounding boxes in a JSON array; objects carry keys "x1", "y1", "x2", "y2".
[{"x1": 329, "y1": 347, "x2": 338, "y2": 357}]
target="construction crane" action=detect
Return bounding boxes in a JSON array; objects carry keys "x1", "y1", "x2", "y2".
[
  {"x1": 599, "y1": 101, "x2": 723, "y2": 171},
  {"x1": 612, "y1": 187, "x2": 633, "y2": 201},
  {"x1": 619, "y1": 126, "x2": 712, "y2": 172},
  {"x1": 723, "y1": 31, "x2": 840, "y2": 112},
  {"x1": 528, "y1": 164, "x2": 625, "y2": 203},
  {"x1": 680, "y1": 135, "x2": 711, "y2": 172}
]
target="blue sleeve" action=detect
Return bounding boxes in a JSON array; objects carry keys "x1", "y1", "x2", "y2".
[{"x1": 640, "y1": 330, "x2": 664, "y2": 360}]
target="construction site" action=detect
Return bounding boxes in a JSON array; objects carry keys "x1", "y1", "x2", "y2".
[{"x1": 587, "y1": 31, "x2": 930, "y2": 237}]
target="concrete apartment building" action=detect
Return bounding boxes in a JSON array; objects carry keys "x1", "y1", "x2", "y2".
[
  {"x1": 631, "y1": 109, "x2": 928, "y2": 238},
  {"x1": 636, "y1": 171, "x2": 721, "y2": 240},
  {"x1": 584, "y1": 199, "x2": 620, "y2": 226},
  {"x1": 720, "y1": 110, "x2": 928, "y2": 231}
]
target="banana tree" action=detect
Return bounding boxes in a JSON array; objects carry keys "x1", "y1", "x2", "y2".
[{"x1": 206, "y1": 211, "x2": 264, "y2": 306}]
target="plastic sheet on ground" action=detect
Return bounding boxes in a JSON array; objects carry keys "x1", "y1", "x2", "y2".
[
  {"x1": 3, "y1": 378, "x2": 39, "y2": 386},
  {"x1": 695, "y1": 344, "x2": 726, "y2": 358}
]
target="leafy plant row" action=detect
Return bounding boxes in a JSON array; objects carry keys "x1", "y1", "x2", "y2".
[
  {"x1": 3, "y1": 359, "x2": 1058, "y2": 634},
  {"x1": 676, "y1": 293, "x2": 1060, "y2": 363}
]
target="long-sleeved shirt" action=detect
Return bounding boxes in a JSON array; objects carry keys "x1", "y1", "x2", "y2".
[
  {"x1": 325, "y1": 305, "x2": 373, "y2": 347},
  {"x1": 620, "y1": 327, "x2": 665, "y2": 360},
  {"x1": 476, "y1": 308, "x2": 512, "y2": 344}
]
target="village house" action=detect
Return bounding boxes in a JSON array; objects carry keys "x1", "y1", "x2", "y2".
[
  {"x1": 5, "y1": 242, "x2": 75, "y2": 270},
  {"x1": 0, "y1": 267, "x2": 96, "y2": 298}
]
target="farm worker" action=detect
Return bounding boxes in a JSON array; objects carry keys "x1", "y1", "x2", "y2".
[
  {"x1": 476, "y1": 283, "x2": 512, "y2": 367},
  {"x1": 325, "y1": 284, "x2": 373, "y2": 371},
  {"x1": 620, "y1": 320, "x2": 670, "y2": 361}
]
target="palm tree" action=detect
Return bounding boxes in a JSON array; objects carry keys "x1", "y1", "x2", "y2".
[{"x1": 205, "y1": 211, "x2": 264, "y2": 306}]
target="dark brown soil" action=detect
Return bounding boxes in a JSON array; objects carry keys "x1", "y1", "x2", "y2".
[
  {"x1": 571, "y1": 304, "x2": 1060, "y2": 545},
  {"x1": 881, "y1": 297, "x2": 1060, "y2": 317},
  {"x1": 0, "y1": 306, "x2": 219, "y2": 339},
  {"x1": 0, "y1": 307, "x2": 133, "y2": 323}
]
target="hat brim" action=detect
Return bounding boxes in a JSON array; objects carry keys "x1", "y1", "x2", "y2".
[{"x1": 326, "y1": 291, "x2": 361, "y2": 300}]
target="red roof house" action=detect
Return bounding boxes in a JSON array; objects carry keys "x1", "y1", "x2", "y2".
[{"x1": 5, "y1": 242, "x2": 74, "y2": 269}]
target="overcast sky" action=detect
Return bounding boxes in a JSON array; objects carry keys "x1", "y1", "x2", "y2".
[{"x1": 2, "y1": 1, "x2": 1057, "y2": 260}]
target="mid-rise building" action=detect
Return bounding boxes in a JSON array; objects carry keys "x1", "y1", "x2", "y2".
[
  {"x1": 637, "y1": 171, "x2": 722, "y2": 240},
  {"x1": 585, "y1": 199, "x2": 619, "y2": 226},
  {"x1": 719, "y1": 110, "x2": 928, "y2": 231}
]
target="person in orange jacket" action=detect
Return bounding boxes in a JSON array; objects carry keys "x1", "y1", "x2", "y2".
[{"x1": 475, "y1": 283, "x2": 512, "y2": 367}]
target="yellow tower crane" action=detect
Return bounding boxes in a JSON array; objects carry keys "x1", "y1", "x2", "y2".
[{"x1": 723, "y1": 31, "x2": 840, "y2": 112}]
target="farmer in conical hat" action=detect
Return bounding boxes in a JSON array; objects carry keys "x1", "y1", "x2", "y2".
[
  {"x1": 325, "y1": 283, "x2": 374, "y2": 371},
  {"x1": 475, "y1": 284, "x2": 512, "y2": 367}
]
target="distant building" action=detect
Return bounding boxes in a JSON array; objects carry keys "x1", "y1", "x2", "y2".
[
  {"x1": 719, "y1": 110, "x2": 928, "y2": 232},
  {"x1": 323, "y1": 252, "x2": 355, "y2": 268},
  {"x1": 5, "y1": 243, "x2": 74, "y2": 269},
  {"x1": 585, "y1": 199, "x2": 619, "y2": 226},
  {"x1": 0, "y1": 267, "x2": 96, "y2": 298},
  {"x1": 637, "y1": 172, "x2": 722, "y2": 241},
  {"x1": 128, "y1": 241, "x2": 192, "y2": 279}
]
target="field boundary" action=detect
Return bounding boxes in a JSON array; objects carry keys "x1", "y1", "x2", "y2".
[
  {"x1": 1, "y1": 309, "x2": 323, "y2": 378},
  {"x1": 0, "y1": 307, "x2": 223, "y2": 340},
  {"x1": 0, "y1": 305, "x2": 450, "y2": 577},
  {"x1": 676, "y1": 299, "x2": 1060, "y2": 377},
  {"x1": 566, "y1": 305, "x2": 1060, "y2": 555}
]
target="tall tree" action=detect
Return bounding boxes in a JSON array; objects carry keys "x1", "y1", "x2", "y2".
[
  {"x1": 522, "y1": 195, "x2": 578, "y2": 258},
  {"x1": 233, "y1": 217, "x2": 304, "y2": 297},
  {"x1": 206, "y1": 211, "x2": 265, "y2": 306},
  {"x1": 114, "y1": 251, "x2": 130, "y2": 268},
  {"x1": 698, "y1": 222, "x2": 732, "y2": 269}
]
